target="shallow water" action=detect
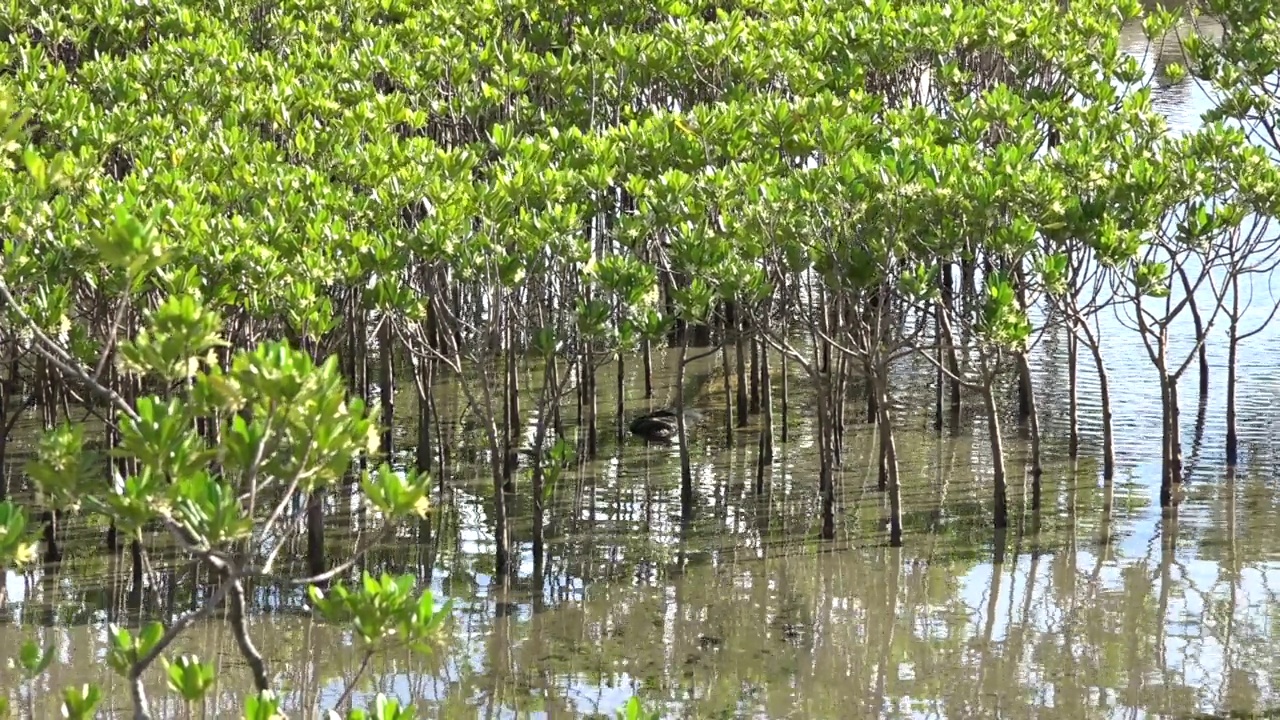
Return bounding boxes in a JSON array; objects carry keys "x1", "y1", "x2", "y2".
[{"x1": 4, "y1": 15, "x2": 1280, "y2": 720}]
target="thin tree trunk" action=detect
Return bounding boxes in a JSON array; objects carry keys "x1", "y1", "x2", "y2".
[
  {"x1": 834, "y1": 349, "x2": 848, "y2": 463},
  {"x1": 1163, "y1": 370, "x2": 1183, "y2": 505},
  {"x1": 414, "y1": 355, "x2": 434, "y2": 475},
  {"x1": 721, "y1": 334, "x2": 734, "y2": 447},
  {"x1": 1226, "y1": 276, "x2": 1240, "y2": 466},
  {"x1": 307, "y1": 488, "x2": 325, "y2": 578},
  {"x1": 749, "y1": 336, "x2": 761, "y2": 414},
  {"x1": 642, "y1": 337, "x2": 653, "y2": 399},
  {"x1": 676, "y1": 330, "x2": 693, "y2": 520},
  {"x1": 380, "y1": 318, "x2": 395, "y2": 459},
  {"x1": 817, "y1": 374, "x2": 836, "y2": 540},
  {"x1": 1186, "y1": 288, "x2": 1210, "y2": 399},
  {"x1": 755, "y1": 341, "x2": 774, "y2": 494},
  {"x1": 480, "y1": 361, "x2": 511, "y2": 575},
  {"x1": 1160, "y1": 370, "x2": 1175, "y2": 507},
  {"x1": 505, "y1": 319, "x2": 521, "y2": 487},
  {"x1": 934, "y1": 302, "x2": 944, "y2": 433},
  {"x1": 1067, "y1": 323, "x2": 1079, "y2": 458},
  {"x1": 358, "y1": 312, "x2": 371, "y2": 473},
  {"x1": 873, "y1": 368, "x2": 903, "y2": 546},
  {"x1": 735, "y1": 322, "x2": 749, "y2": 428},
  {"x1": 1015, "y1": 352, "x2": 1043, "y2": 508},
  {"x1": 760, "y1": 342, "x2": 773, "y2": 462},
  {"x1": 1079, "y1": 321, "x2": 1115, "y2": 480},
  {"x1": 1016, "y1": 358, "x2": 1032, "y2": 423},
  {"x1": 530, "y1": 361, "x2": 557, "y2": 568},
  {"x1": 0, "y1": 366, "x2": 7, "y2": 502},
  {"x1": 616, "y1": 345, "x2": 625, "y2": 443},
  {"x1": 586, "y1": 343, "x2": 598, "y2": 459},
  {"x1": 983, "y1": 381, "x2": 1009, "y2": 530},
  {"x1": 780, "y1": 353, "x2": 789, "y2": 442},
  {"x1": 934, "y1": 295, "x2": 962, "y2": 434}
]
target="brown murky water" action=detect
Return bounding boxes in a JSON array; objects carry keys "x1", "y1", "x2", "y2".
[{"x1": 4, "y1": 16, "x2": 1280, "y2": 720}]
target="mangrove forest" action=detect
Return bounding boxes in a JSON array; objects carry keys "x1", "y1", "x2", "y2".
[{"x1": 0, "y1": 0, "x2": 1278, "y2": 716}]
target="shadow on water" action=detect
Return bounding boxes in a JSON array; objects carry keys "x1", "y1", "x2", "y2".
[{"x1": 5, "y1": 16, "x2": 1280, "y2": 720}]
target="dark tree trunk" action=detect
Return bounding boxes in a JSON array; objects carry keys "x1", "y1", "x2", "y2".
[{"x1": 307, "y1": 488, "x2": 326, "y2": 578}]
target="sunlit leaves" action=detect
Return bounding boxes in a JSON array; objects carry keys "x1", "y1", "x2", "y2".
[
  {"x1": 898, "y1": 264, "x2": 936, "y2": 302},
  {"x1": 10, "y1": 640, "x2": 54, "y2": 679},
  {"x1": 280, "y1": 280, "x2": 337, "y2": 341},
  {"x1": 1133, "y1": 261, "x2": 1171, "y2": 298},
  {"x1": 670, "y1": 276, "x2": 715, "y2": 324},
  {"x1": 163, "y1": 655, "x2": 216, "y2": 702},
  {"x1": 632, "y1": 307, "x2": 670, "y2": 342},
  {"x1": 576, "y1": 297, "x2": 613, "y2": 339},
  {"x1": 22, "y1": 148, "x2": 47, "y2": 190},
  {"x1": 1036, "y1": 253, "x2": 1069, "y2": 295},
  {"x1": 0, "y1": 92, "x2": 30, "y2": 169},
  {"x1": 339, "y1": 694, "x2": 416, "y2": 720},
  {"x1": 119, "y1": 397, "x2": 213, "y2": 483},
  {"x1": 0, "y1": 502, "x2": 38, "y2": 568},
  {"x1": 13, "y1": 284, "x2": 72, "y2": 341},
  {"x1": 308, "y1": 572, "x2": 452, "y2": 653},
  {"x1": 531, "y1": 325, "x2": 561, "y2": 357},
  {"x1": 212, "y1": 343, "x2": 381, "y2": 494},
  {"x1": 118, "y1": 293, "x2": 226, "y2": 381},
  {"x1": 242, "y1": 691, "x2": 288, "y2": 720},
  {"x1": 171, "y1": 471, "x2": 253, "y2": 545},
  {"x1": 107, "y1": 622, "x2": 165, "y2": 678},
  {"x1": 592, "y1": 255, "x2": 658, "y2": 309},
  {"x1": 616, "y1": 696, "x2": 661, "y2": 720},
  {"x1": 94, "y1": 205, "x2": 169, "y2": 281},
  {"x1": 104, "y1": 471, "x2": 170, "y2": 534},
  {"x1": 59, "y1": 684, "x2": 102, "y2": 720},
  {"x1": 361, "y1": 465, "x2": 431, "y2": 519},
  {"x1": 1184, "y1": 0, "x2": 1280, "y2": 163},
  {"x1": 992, "y1": 217, "x2": 1038, "y2": 255},
  {"x1": 977, "y1": 273, "x2": 1032, "y2": 351},
  {"x1": 1175, "y1": 201, "x2": 1247, "y2": 248},
  {"x1": 24, "y1": 424, "x2": 102, "y2": 514},
  {"x1": 2, "y1": 639, "x2": 66, "y2": 718}
]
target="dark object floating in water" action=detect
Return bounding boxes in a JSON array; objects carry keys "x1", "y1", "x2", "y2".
[{"x1": 628, "y1": 408, "x2": 703, "y2": 442}]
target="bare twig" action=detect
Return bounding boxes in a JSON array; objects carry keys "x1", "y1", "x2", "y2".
[{"x1": 0, "y1": 278, "x2": 139, "y2": 421}]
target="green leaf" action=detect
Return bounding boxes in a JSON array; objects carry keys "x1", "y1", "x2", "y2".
[
  {"x1": 59, "y1": 684, "x2": 102, "y2": 720},
  {"x1": 16, "y1": 640, "x2": 54, "y2": 678},
  {"x1": 163, "y1": 655, "x2": 216, "y2": 702},
  {"x1": 242, "y1": 691, "x2": 286, "y2": 720}
]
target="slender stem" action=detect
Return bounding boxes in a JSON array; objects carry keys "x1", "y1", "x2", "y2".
[
  {"x1": 274, "y1": 526, "x2": 393, "y2": 586},
  {"x1": 130, "y1": 674, "x2": 149, "y2": 720},
  {"x1": 227, "y1": 579, "x2": 270, "y2": 691},
  {"x1": 333, "y1": 651, "x2": 374, "y2": 710},
  {"x1": 130, "y1": 576, "x2": 233, "y2": 679},
  {"x1": 91, "y1": 292, "x2": 133, "y2": 382},
  {"x1": 243, "y1": 405, "x2": 278, "y2": 520},
  {"x1": 0, "y1": 279, "x2": 139, "y2": 421}
]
